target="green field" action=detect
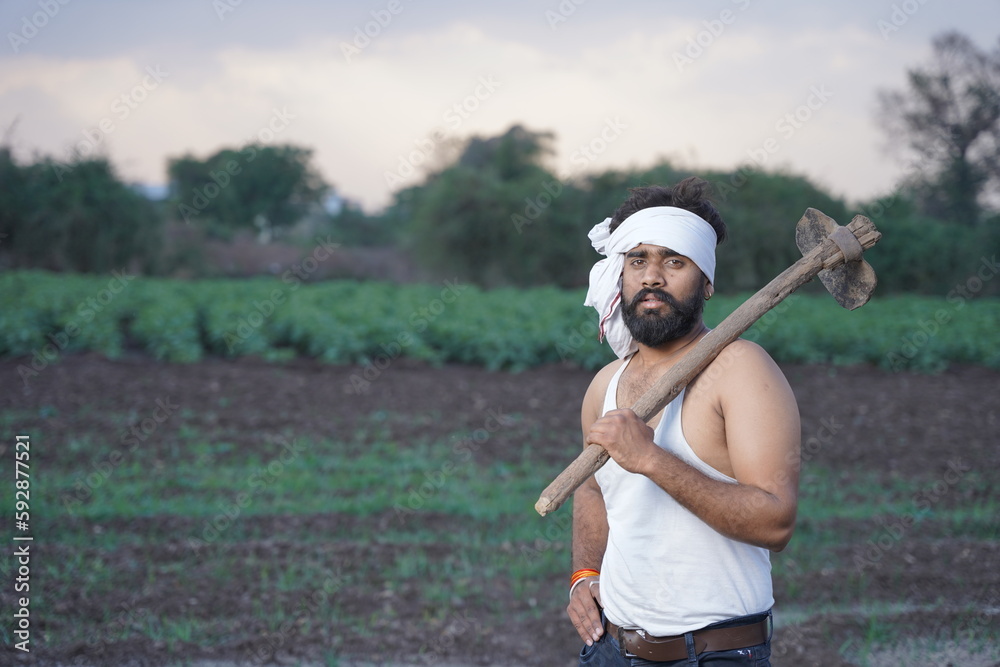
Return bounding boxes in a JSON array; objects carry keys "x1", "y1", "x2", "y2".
[
  {"x1": 2, "y1": 270, "x2": 999, "y2": 664},
  {"x1": 2, "y1": 406, "x2": 997, "y2": 664},
  {"x1": 2, "y1": 270, "x2": 998, "y2": 373}
]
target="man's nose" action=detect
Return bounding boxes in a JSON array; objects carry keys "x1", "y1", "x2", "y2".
[{"x1": 642, "y1": 265, "x2": 665, "y2": 288}]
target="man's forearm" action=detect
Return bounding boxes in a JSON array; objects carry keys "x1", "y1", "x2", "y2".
[
  {"x1": 567, "y1": 483, "x2": 609, "y2": 646},
  {"x1": 571, "y1": 484, "x2": 609, "y2": 569}
]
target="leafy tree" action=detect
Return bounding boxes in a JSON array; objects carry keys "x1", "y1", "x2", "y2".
[
  {"x1": 860, "y1": 196, "x2": 997, "y2": 294},
  {"x1": 400, "y1": 125, "x2": 593, "y2": 287},
  {"x1": 457, "y1": 125, "x2": 555, "y2": 179},
  {"x1": 168, "y1": 143, "x2": 330, "y2": 237},
  {"x1": 0, "y1": 148, "x2": 30, "y2": 251},
  {"x1": 328, "y1": 198, "x2": 399, "y2": 247},
  {"x1": 707, "y1": 169, "x2": 850, "y2": 293},
  {"x1": 379, "y1": 119, "x2": 992, "y2": 295},
  {"x1": 876, "y1": 31, "x2": 1000, "y2": 224},
  {"x1": 0, "y1": 148, "x2": 162, "y2": 273}
]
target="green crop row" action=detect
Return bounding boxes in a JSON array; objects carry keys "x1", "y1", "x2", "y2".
[{"x1": 2, "y1": 270, "x2": 998, "y2": 372}]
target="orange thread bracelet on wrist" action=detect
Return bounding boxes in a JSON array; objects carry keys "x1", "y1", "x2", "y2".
[
  {"x1": 570, "y1": 568, "x2": 600, "y2": 589},
  {"x1": 569, "y1": 568, "x2": 600, "y2": 600}
]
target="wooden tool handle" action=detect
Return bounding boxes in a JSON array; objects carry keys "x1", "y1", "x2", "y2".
[
  {"x1": 534, "y1": 444, "x2": 609, "y2": 515},
  {"x1": 534, "y1": 213, "x2": 881, "y2": 516}
]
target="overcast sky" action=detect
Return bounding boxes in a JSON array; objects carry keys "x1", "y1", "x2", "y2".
[{"x1": 1, "y1": 0, "x2": 998, "y2": 212}]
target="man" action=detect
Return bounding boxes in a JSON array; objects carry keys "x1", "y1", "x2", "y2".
[{"x1": 566, "y1": 177, "x2": 800, "y2": 666}]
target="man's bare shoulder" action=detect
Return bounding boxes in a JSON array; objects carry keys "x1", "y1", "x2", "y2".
[
  {"x1": 586, "y1": 357, "x2": 627, "y2": 398},
  {"x1": 581, "y1": 357, "x2": 627, "y2": 425},
  {"x1": 690, "y1": 337, "x2": 793, "y2": 400},
  {"x1": 716, "y1": 337, "x2": 781, "y2": 371}
]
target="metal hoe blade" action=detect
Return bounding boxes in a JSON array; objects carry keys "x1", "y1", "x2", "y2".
[{"x1": 795, "y1": 208, "x2": 878, "y2": 310}]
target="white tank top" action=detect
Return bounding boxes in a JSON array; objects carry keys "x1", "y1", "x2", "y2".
[{"x1": 595, "y1": 355, "x2": 773, "y2": 635}]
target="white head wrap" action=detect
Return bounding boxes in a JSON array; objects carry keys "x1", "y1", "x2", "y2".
[{"x1": 584, "y1": 206, "x2": 718, "y2": 358}]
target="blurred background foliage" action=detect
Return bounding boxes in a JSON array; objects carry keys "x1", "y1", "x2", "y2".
[{"x1": 1, "y1": 30, "x2": 998, "y2": 296}]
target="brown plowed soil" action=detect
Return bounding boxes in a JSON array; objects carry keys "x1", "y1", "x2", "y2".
[{"x1": 1, "y1": 354, "x2": 998, "y2": 666}]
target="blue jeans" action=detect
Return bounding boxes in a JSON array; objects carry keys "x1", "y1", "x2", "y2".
[{"x1": 578, "y1": 610, "x2": 772, "y2": 666}]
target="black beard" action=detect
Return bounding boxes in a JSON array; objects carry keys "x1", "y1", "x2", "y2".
[{"x1": 621, "y1": 288, "x2": 704, "y2": 348}]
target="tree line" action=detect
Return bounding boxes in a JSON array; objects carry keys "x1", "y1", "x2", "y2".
[
  {"x1": 1, "y1": 30, "x2": 997, "y2": 296},
  {"x1": 369, "y1": 124, "x2": 998, "y2": 295}
]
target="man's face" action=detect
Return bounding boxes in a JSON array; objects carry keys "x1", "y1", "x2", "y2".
[{"x1": 620, "y1": 243, "x2": 707, "y2": 348}]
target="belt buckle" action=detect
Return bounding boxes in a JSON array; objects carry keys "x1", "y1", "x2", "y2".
[
  {"x1": 616, "y1": 626, "x2": 637, "y2": 659},
  {"x1": 618, "y1": 626, "x2": 639, "y2": 658}
]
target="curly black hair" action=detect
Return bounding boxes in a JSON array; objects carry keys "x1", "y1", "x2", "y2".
[{"x1": 608, "y1": 176, "x2": 727, "y2": 245}]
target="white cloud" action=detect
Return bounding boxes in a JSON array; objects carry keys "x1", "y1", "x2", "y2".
[{"x1": 1, "y1": 0, "x2": 997, "y2": 213}]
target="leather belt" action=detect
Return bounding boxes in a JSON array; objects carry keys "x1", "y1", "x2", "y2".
[{"x1": 606, "y1": 616, "x2": 769, "y2": 662}]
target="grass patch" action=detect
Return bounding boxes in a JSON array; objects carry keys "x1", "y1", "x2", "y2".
[
  {"x1": 1, "y1": 410, "x2": 997, "y2": 662},
  {"x1": 42, "y1": 433, "x2": 565, "y2": 522}
]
